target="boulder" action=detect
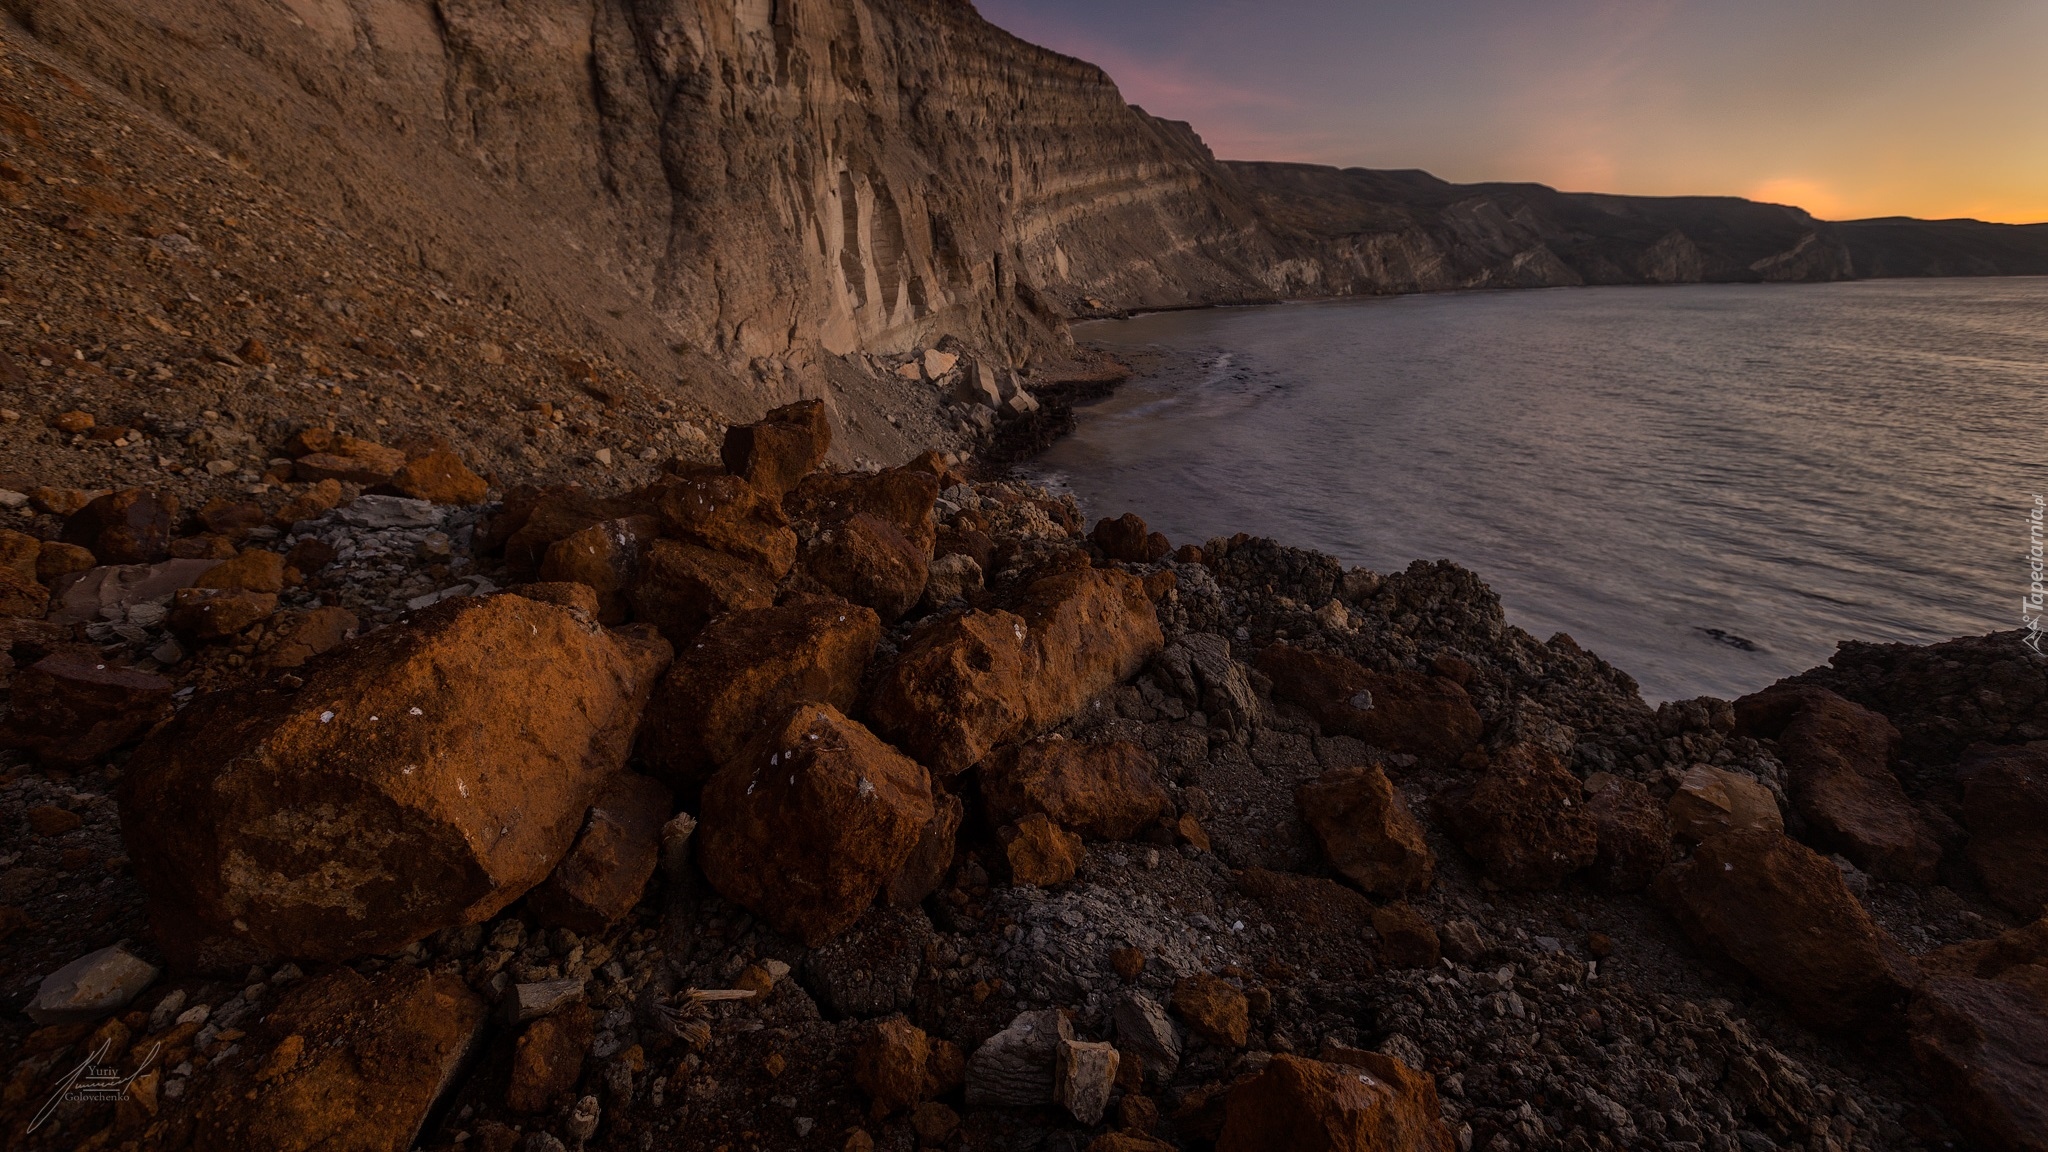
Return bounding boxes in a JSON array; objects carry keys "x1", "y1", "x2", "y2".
[
  {"x1": 1371, "y1": 903, "x2": 1441, "y2": 969},
  {"x1": 855, "y1": 1015, "x2": 937, "y2": 1112},
  {"x1": 1439, "y1": 744, "x2": 1598, "y2": 890},
  {"x1": 194, "y1": 548, "x2": 287, "y2": 594},
  {"x1": 46, "y1": 557, "x2": 219, "y2": 626},
  {"x1": 886, "y1": 786, "x2": 962, "y2": 908},
  {"x1": 1151, "y1": 632, "x2": 1259, "y2": 744},
  {"x1": 696, "y1": 704, "x2": 935, "y2": 946},
  {"x1": 653, "y1": 468, "x2": 797, "y2": 576},
  {"x1": 526, "y1": 773, "x2": 672, "y2": 934},
  {"x1": 720, "y1": 399, "x2": 831, "y2": 497},
  {"x1": 1959, "y1": 743, "x2": 2048, "y2": 917},
  {"x1": 507, "y1": 1002, "x2": 593, "y2": 1114},
  {"x1": 1218, "y1": 1053, "x2": 1455, "y2": 1152},
  {"x1": 801, "y1": 511, "x2": 929, "y2": 622},
  {"x1": 497, "y1": 486, "x2": 627, "y2": 573},
  {"x1": 185, "y1": 966, "x2": 485, "y2": 1152},
  {"x1": 0, "y1": 652, "x2": 173, "y2": 768},
  {"x1": 1909, "y1": 977, "x2": 2048, "y2": 1152},
  {"x1": 1920, "y1": 918, "x2": 2048, "y2": 997},
  {"x1": 868, "y1": 567, "x2": 1163, "y2": 774},
  {"x1": 35, "y1": 541, "x2": 97, "y2": 584},
  {"x1": 120, "y1": 594, "x2": 671, "y2": 963},
  {"x1": 537, "y1": 515, "x2": 662, "y2": 625},
  {"x1": 198, "y1": 497, "x2": 268, "y2": 540},
  {"x1": 1000, "y1": 813, "x2": 1084, "y2": 887},
  {"x1": 1667, "y1": 765, "x2": 1783, "y2": 843},
  {"x1": 1736, "y1": 685, "x2": 1940, "y2": 882},
  {"x1": 803, "y1": 905, "x2": 933, "y2": 1018},
  {"x1": 1654, "y1": 829, "x2": 1918, "y2": 1031},
  {"x1": 505, "y1": 978, "x2": 586, "y2": 1025},
  {"x1": 1585, "y1": 775, "x2": 1671, "y2": 891},
  {"x1": 168, "y1": 587, "x2": 279, "y2": 641},
  {"x1": 294, "y1": 435, "x2": 407, "y2": 484},
  {"x1": 258, "y1": 606, "x2": 360, "y2": 670},
  {"x1": 272, "y1": 479, "x2": 345, "y2": 527},
  {"x1": 981, "y1": 736, "x2": 1169, "y2": 841},
  {"x1": 923, "y1": 552, "x2": 982, "y2": 605},
  {"x1": 1056, "y1": 1039, "x2": 1121, "y2": 1125},
  {"x1": 62, "y1": 488, "x2": 178, "y2": 564},
  {"x1": 26, "y1": 944, "x2": 159, "y2": 1025},
  {"x1": 0, "y1": 528, "x2": 46, "y2": 618},
  {"x1": 1296, "y1": 764, "x2": 1434, "y2": 896},
  {"x1": 1113, "y1": 992, "x2": 1182, "y2": 1088},
  {"x1": 966, "y1": 1009, "x2": 1072, "y2": 1108},
  {"x1": 1172, "y1": 974, "x2": 1249, "y2": 1047},
  {"x1": 1091, "y1": 513, "x2": 1170, "y2": 564},
  {"x1": 1257, "y1": 644, "x2": 1481, "y2": 766},
  {"x1": 385, "y1": 448, "x2": 488, "y2": 506},
  {"x1": 787, "y1": 466, "x2": 941, "y2": 556},
  {"x1": 626, "y1": 539, "x2": 777, "y2": 646},
  {"x1": 639, "y1": 596, "x2": 881, "y2": 793}
]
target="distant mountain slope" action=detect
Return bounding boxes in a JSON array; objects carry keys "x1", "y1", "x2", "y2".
[{"x1": 1224, "y1": 160, "x2": 2048, "y2": 297}]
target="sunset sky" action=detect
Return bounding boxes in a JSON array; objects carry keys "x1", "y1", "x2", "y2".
[{"x1": 974, "y1": 0, "x2": 2048, "y2": 225}]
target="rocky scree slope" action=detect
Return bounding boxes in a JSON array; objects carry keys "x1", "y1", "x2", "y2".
[{"x1": 2, "y1": 399, "x2": 2046, "y2": 1152}]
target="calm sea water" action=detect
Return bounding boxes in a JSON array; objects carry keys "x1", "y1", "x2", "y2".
[{"x1": 1025, "y1": 279, "x2": 2048, "y2": 702}]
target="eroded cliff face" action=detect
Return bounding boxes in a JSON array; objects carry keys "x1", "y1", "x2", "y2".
[{"x1": 1, "y1": 0, "x2": 1282, "y2": 419}]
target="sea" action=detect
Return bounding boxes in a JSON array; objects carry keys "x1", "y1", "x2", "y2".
[{"x1": 1023, "y1": 278, "x2": 2048, "y2": 703}]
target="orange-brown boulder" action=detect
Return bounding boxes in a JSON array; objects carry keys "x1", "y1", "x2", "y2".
[
  {"x1": 507, "y1": 1002, "x2": 594, "y2": 1114},
  {"x1": 639, "y1": 596, "x2": 880, "y2": 793},
  {"x1": 1909, "y1": 977, "x2": 2048, "y2": 1152},
  {"x1": 1372, "y1": 903, "x2": 1442, "y2": 969},
  {"x1": 184, "y1": 966, "x2": 485, "y2": 1152},
  {"x1": 868, "y1": 567, "x2": 1163, "y2": 774},
  {"x1": 801, "y1": 511, "x2": 929, "y2": 622},
  {"x1": 886, "y1": 787, "x2": 963, "y2": 908},
  {"x1": 626, "y1": 539, "x2": 778, "y2": 646},
  {"x1": 1439, "y1": 744, "x2": 1598, "y2": 889},
  {"x1": 35, "y1": 540, "x2": 97, "y2": 584},
  {"x1": 527, "y1": 773, "x2": 672, "y2": 934},
  {"x1": 258, "y1": 606, "x2": 360, "y2": 670},
  {"x1": 696, "y1": 704, "x2": 935, "y2": 946},
  {"x1": 1295, "y1": 764, "x2": 1434, "y2": 896},
  {"x1": 294, "y1": 435, "x2": 407, "y2": 485},
  {"x1": 720, "y1": 399, "x2": 831, "y2": 498},
  {"x1": 981, "y1": 736, "x2": 1169, "y2": 841},
  {"x1": 787, "y1": 466, "x2": 942, "y2": 556},
  {"x1": 1958, "y1": 743, "x2": 2048, "y2": 918},
  {"x1": 1172, "y1": 974, "x2": 1249, "y2": 1047},
  {"x1": 855, "y1": 1015, "x2": 937, "y2": 1113},
  {"x1": 0, "y1": 653, "x2": 173, "y2": 768},
  {"x1": 1655, "y1": 828, "x2": 1918, "y2": 1032},
  {"x1": 538, "y1": 515, "x2": 661, "y2": 624},
  {"x1": 1218, "y1": 1052, "x2": 1455, "y2": 1152},
  {"x1": 195, "y1": 548, "x2": 287, "y2": 594},
  {"x1": 653, "y1": 468, "x2": 797, "y2": 576},
  {"x1": 385, "y1": 448, "x2": 488, "y2": 506},
  {"x1": 1736, "y1": 685, "x2": 1940, "y2": 883},
  {"x1": 198, "y1": 497, "x2": 267, "y2": 541},
  {"x1": 272, "y1": 479, "x2": 345, "y2": 527},
  {"x1": 0, "y1": 528, "x2": 46, "y2": 618},
  {"x1": 1090, "y1": 513, "x2": 1170, "y2": 564},
  {"x1": 1585, "y1": 775, "x2": 1671, "y2": 891},
  {"x1": 1257, "y1": 644, "x2": 1481, "y2": 767},
  {"x1": 168, "y1": 587, "x2": 278, "y2": 641},
  {"x1": 62, "y1": 488, "x2": 178, "y2": 564},
  {"x1": 496, "y1": 486, "x2": 627, "y2": 573},
  {"x1": 120, "y1": 594, "x2": 672, "y2": 963},
  {"x1": 1000, "y1": 813, "x2": 1083, "y2": 887}
]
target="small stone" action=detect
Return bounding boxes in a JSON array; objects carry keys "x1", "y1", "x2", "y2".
[
  {"x1": 1296, "y1": 764, "x2": 1435, "y2": 896},
  {"x1": 854, "y1": 1015, "x2": 933, "y2": 1112},
  {"x1": 195, "y1": 549, "x2": 286, "y2": 594},
  {"x1": 1217, "y1": 1052, "x2": 1456, "y2": 1152},
  {"x1": 506, "y1": 979, "x2": 586, "y2": 1025},
  {"x1": 387, "y1": 449, "x2": 489, "y2": 506},
  {"x1": 528, "y1": 773, "x2": 671, "y2": 934},
  {"x1": 28, "y1": 804, "x2": 83, "y2": 836},
  {"x1": 999, "y1": 813, "x2": 1083, "y2": 887},
  {"x1": 910, "y1": 1101, "x2": 959, "y2": 1145},
  {"x1": 272, "y1": 479, "x2": 344, "y2": 527},
  {"x1": 1055, "y1": 1038, "x2": 1120, "y2": 1125},
  {"x1": 1667, "y1": 765, "x2": 1784, "y2": 842},
  {"x1": 62, "y1": 488, "x2": 179, "y2": 564},
  {"x1": 27, "y1": 944, "x2": 159, "y2": 1024},
  {"x1": 168, "y1": 587, "x2": 278, "y2": 641},
  {"x1": 983, "y1": 737, "x2": 1170, "y2": 841},
  {"x1": 1113, "y1": 992, "x2": 1182, "y2": 1088},
  {"x1": 1090, "y1": 513, "x2": 1170, "y2": 564},
  {"x1": 1110, "y1": 946, "x2": 1145, "y2": 982},
  {"x1": 922, "y1": 552, "x2": 982, "y2": 605},
  {"x1": 55, "y1": 409, "x2": 96, "y2": 433},
  {"x1": 1172, "y1": 974, "x2": 1249, "y2": 1047},
  {"x1": 720, "y1": 399, "x2": 831, "y2": 498},
  {"x1": 1439, "y1": 743, "x2": 1599, "y2": 889}
]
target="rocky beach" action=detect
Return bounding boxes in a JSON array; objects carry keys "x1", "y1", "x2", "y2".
[{"x1": 1, "y1": 4, "x2": 2046, "y2": 1152}]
